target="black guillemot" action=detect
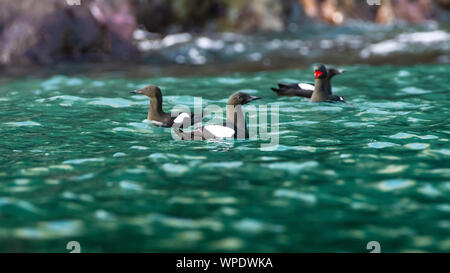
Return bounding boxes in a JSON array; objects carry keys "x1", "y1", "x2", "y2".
[
  {"x1": 174, "y1": 91, "x2": 260, "y2": 140},
  {"x1": 271, "y1": 64, "x2": 346, "y2": 103}
]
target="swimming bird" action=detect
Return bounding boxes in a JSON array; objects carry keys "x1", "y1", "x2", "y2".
[
  {"x1": 271, "y1": 65, "x2": 345, "y2": 102},
  {"x1": 130, "y1": 85, "x2": 204, "y2": 127},
  {"x1": 174, "y1": 91, "x2": 260, "y2": 140}
]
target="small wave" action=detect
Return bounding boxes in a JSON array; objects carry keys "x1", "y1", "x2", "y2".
[
  {"x1": 378, "y1": 179, "x2": 415, "y2": 191},
  {"x1": 404, "y1": 143, "x2": 430, "y2": 150},
  {"x1": 63, "y1": 158, "x2": 104, "y2": 164},
  {"x1": 266, "y1": 161, "x2": 318, "y2": 174},
  {"x1": 368, "y1": 142, "x2": 399, "y2": 149},
  {"x1": 274, "y1": 189, "x2": 317, "y2": 205},
  {"x1": 5, "y1": 121, "x2": 40, "y2": 126},
  {"x1": 88, "y1": 98, "x2": 140, "y2": 108}
]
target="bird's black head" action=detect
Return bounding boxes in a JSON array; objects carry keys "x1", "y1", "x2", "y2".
[
  {"x1": 228, "y1": 92, "x2": 261, "y2": 106},
  {"x1": 314, "y1": 64, "x2": 328, "y2": 79},
  {"x1": 130, "y1": 85, "x2": 162, "y2": 98}
]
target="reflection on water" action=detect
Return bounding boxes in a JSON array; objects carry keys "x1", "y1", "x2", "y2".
[{"x1": 0, "y1": 64, "x2": 449, "y2": 252}]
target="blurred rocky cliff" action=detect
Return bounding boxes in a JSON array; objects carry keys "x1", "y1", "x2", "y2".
[{"x1": 0, "y1": 0, "x2": 448, "y2": 66}]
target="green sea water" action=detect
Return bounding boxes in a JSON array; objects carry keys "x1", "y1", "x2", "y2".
[{"x1": 0, "y1": 65, "x2": 449, "y2": 253}]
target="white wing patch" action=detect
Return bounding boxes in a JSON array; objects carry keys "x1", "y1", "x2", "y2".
[
  {"x1": 204, "y1": 125, "x2": 235, "y2": 138},
  {"x1": 298, "y1": 83, "x2": 315, "y2": 91},
  {"x1": 173, "y1": 112, "x2": 191, "y2": 124}
]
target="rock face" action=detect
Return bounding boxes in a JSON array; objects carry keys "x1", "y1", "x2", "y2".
[
  {"x1": 438, "y1": 0, "x2": 450, "y2": 10},
  {"x1": 0, "y1": 0, "x2": 137, "y2": 66},
  {"x1": 0, "y1": 0, "x2": 447, "y2": 66}
]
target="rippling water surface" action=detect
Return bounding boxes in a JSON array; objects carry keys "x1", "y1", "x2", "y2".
[{"x1": 0, "y1": 65, "x2": 449, "y2": 252}]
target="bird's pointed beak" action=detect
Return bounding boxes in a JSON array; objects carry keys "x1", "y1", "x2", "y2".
[
  {"x1": 130, "y1": 89, "x2": 143, "y2": 94},
  {"x1": 247, "y1": 96, "x2": 261, "y2": 103}
]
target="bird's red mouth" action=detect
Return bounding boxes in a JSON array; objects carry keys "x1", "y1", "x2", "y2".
[{"x1": 314, "y1": 70, "x2": 323, "y2": 78}]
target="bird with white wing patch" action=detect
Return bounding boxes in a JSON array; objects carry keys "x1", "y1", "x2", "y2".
[
  {"x1": 271, "y1": 65, "x2": 346, "y2": 102},
  {"x1": 174, "y1": 91, "x2": 260, "y2": 141}
]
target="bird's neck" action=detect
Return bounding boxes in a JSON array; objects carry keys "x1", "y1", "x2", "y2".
[
  {"x1": 226, "y1": 105, "x2": 248, "y2": 138},
  {"x1": 311, "y1": 78, "x2": 329, "y2": 101},
  {"x1": 148, "y1": 96, "x2": 164, "y2": 119}
]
